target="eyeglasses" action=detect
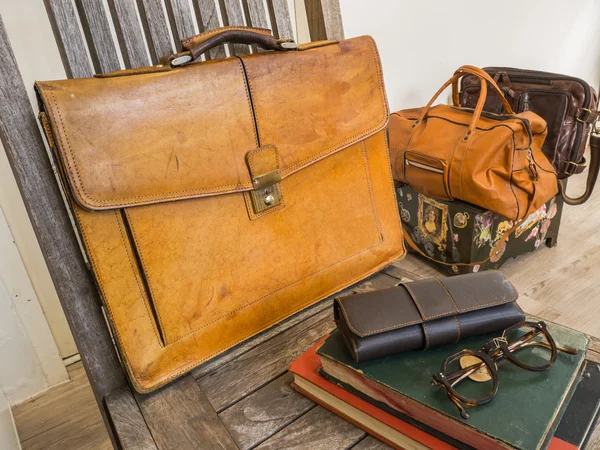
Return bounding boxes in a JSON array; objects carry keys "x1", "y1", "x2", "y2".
[{"x1": 431, "y1": 321, "x2": 578, "y2": 420}]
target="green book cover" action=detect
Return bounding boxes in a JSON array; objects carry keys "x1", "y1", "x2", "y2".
[{"x1": 317, "y1": 322, "x2": 588, "y2": 450}]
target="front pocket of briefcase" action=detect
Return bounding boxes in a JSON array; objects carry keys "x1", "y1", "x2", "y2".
[
  {"x1": 121, "y1": 142, "x2": 384, "y2": 345},
  {"x1": 404, "y1": 151, "x2": 453, "y2": 201}
]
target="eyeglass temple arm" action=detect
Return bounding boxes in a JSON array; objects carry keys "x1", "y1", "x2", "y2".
[
  {"x1": 519, "y1": 340, "x2": 578, "y2": 355},
  {"x1": 444, "y1": 332, "x2": 578, "y2": 385},
  {"x1": 447, "y1": 392, "x2": 471, "y2": 420}
]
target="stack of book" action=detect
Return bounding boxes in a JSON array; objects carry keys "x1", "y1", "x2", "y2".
[{"x1": 289, "y1": 322, "x2": 600, "y2": 450}]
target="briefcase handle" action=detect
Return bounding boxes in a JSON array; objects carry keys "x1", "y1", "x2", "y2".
[
  {"x1": 161, "y1": 26, "x2": 296, "y2": 66},
  {"x1": 414, "y1": 65, "x2": 515, "y2": 139}
]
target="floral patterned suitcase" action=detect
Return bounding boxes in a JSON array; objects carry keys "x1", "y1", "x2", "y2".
[{"x1": 396, "y1": 182, "x2": 563, "y2": 275}]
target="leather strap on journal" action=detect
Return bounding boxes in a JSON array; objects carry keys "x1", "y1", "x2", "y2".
[{"x1": 559, "y1": 128, "x2": 600, "y2": 206}]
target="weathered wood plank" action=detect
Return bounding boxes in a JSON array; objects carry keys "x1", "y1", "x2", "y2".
[
  {"x1": 197, "y1": 306, "x2": 336, "y2": 412},
  {"x1": 303, "y1": 0, "x2": 325, "y2": 41},
  {"x1": 44, "y1": 0, "x2": 94, "y2": 78},
  {"x1": 109, "y1": 0, "x2": 152, "y2": 68},
  {"x1": 245, "y1": 0, "x2": 269, "y2": 28},
  {"x1": 135, "y1": 376, "x2": 237, "y2": 450},
  {"x1": 75, "y1": 0, "x2": 122, "y2": 73},
  {"x1": 382, "y1": 259, "x2": 426, "y2": 283},
  {"x1": 105, "y1": 386, "x2": 157, "y2": 449},
  {"x1": 220, "y1": 0, "x2": 250, "y2": 55},
  {"x1": 195, "y1": 0, "x2": 227, "y2": 59},
  {"x1": 351, "y1": 272, "x2": 400, "y2": 293},
  {"x1": 13, "y1": 362, "x2": 112, "y2": 450},
  {"x1": 587, "y1": 421, "x2": 600, "y2": 450},
  {"x1": 193, "y1": 295, "x2": 341, "y2": 378},
  {"x1": 255, "y1": 406, "x2": 365, "y2": 449},
  {"x1": 351, "y1": 436, "x2": 393, "y2": 450},
  {"x1": 219, "y1": 372, "x2": 315, "y2": 450},
  {"x1": 304, "y1": 0, "x2": 343, "y2": 41},
  {"x1": 138, "y1": 0, "x2": 175, "y2": 63},
  {"x1": 267, "y1": 0, "x2": 293, "y2": 39},
  {"x1": 165, "y1": 0, "x2": 198, "y2": 45},
  {"x1": 0, "y1": 15, "x2": 125, "y2": 447},
  {"x1": 244, "y1": 0, "x2": 269, "y2": 52},
  {"x1": 319, "y1": 0, "x2": 343, "y2": 40}
]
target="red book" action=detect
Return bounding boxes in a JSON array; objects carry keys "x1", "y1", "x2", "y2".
[{"x1": 289, "y1": 337, "x2": 456, "y2": 450}]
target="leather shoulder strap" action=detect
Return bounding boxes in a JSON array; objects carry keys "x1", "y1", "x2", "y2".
[{"x1": 559, "y1": 130, "x2": 600, "y2": 205}]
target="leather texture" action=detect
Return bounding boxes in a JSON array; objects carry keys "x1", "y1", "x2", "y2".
[
  {"x1": 334, "y1": 271, "x2": 524, "y2": 362},
  {"x1": 389, "y1": 65, "x2": 558, "y2": 221},
  {"x1": 35, "y1": 32, "x2": 405, "y2": 392},
  {"x1": 460, "y1": 67, "x2": 599, "y2": 206}
]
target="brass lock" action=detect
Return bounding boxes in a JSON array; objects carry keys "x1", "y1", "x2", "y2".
[{"x1": 249, "y1": 169, "x2": 282, "y2": 213}]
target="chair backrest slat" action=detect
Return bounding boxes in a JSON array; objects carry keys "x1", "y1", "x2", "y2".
[
  {"x1": 138, "y1": 0, "x2": 176, "y2": 64},
  {"x1": 110, "y1": 0, "x2": 153, "y2": 68},
  {"x1": 221, "y1": 0, "x2": 251, "y2": 55},
  {"x1": 45, "y1": 0, "x2": 94, "y2": 78},
  {"x1": 194, "y1": 0, "x2": 227, "y2": 60},
  {"x1": 76, "y1": 0, "x2": 122, "y2": 73},
  {"x1": 319, "y1": 0, "x2": 343, "y2": 40},
  {"x1": 0, "y1": 16, "x2": 126, "y2": 445},
  {"x1": 245, "y1": 0, "x2": 269, "y2": 29},
  {"x1": 269, "y1": 0, "x2": 294, "y2": 40},
  {"x1": 166, "y1": 0, "x2": 199, "y2": 48}
]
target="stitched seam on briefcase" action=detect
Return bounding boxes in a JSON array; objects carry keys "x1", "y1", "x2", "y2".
[
  {"x1": 71, "y1": 206, "x2": 163, "y2": 353},
  {"x1": 122, "y1": 210, "x2": 171, "y2": 344},
  {"x1": 41, "y1": 61, "x2": 259, "y2": 209},
  {"x1": 140, "y1": 249, "x2": 398, "y2": 391},
  {"x1": 361, "y1": 141, "x2": 383, "y2": 241},
  {"x1": 140, "y1": 141, "x2": 383, "y2": 344},
  {"x1": 42, "y1": 39, "x2": 388, "y2": 209}
]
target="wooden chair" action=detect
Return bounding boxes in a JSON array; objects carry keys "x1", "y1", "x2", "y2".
[{"x1": 0, "y1": 1, "x2": 409, "y2": 448}]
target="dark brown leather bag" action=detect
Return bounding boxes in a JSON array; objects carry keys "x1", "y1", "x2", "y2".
[
  {"x1": 334, "y1": 271, "x2": 524, "y2": 362},
  {"x1": 460, "y1": 68, "x2": 599, "y2": 205}
]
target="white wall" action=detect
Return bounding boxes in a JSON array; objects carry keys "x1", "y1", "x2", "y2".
[
  {"x1": 0, "y1": 388, "x2": 21, "y2": 450},
  {"x1": 0, "y1": 208, "x2": 68, "y2": 406},
  {"x1": 0, "y1": 0, "x2": 78, "y2": 359},
  {"x1": 339, "y1": 0, "x2": 600, "y2": 112}
]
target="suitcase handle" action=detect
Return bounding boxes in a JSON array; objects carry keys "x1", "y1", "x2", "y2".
[{"x1": 162, "y1": 26, "x2": 295, "y2": 66}]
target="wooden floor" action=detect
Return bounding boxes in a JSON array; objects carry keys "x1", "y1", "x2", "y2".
[{"x1": 12, "y1": 171, "x2": 600, "y2": 450}]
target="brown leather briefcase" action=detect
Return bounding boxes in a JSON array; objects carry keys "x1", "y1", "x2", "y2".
[
  {"x1": 389, "y1": 65, "x2": 558, "y2": 222},
  {"x1": 35, "y1": 27, "x2": 405, "y2": 392},
  {"x1": 460, "y1": 67, "x2": 599, "y2": 205}
]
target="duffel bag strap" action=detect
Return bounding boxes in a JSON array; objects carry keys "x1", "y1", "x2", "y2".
[{"x1": 559, "y1": 122, "x2": 600, "y2": 205}]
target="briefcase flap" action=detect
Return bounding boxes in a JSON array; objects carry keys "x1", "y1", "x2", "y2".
[{"x1": 35, "y1": 36, "x2": 388, "y2": 211}]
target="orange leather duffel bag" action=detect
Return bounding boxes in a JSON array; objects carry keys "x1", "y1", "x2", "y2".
[
  {"x1": 389, "y1": 65, "x2": 558, "y2": 222},
  {"x1": 35, "y1": 27, "x2": 405, "y2": 392}
]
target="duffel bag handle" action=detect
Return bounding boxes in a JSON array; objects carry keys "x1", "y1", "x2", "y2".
[
  {"x1": 415, "y1": 65, "x2": 514, "y2": 137},
  {"x1": 161, "y1": 26, "x2": 296, "y2": 66}
]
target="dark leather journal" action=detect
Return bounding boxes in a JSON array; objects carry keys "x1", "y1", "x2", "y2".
[{"x1": 334, "y1": 271, "x2": 524, "y2": 362}]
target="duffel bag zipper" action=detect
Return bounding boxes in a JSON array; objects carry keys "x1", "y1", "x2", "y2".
[{"x1": 406, "y1": 159, "x2": 444, "y2": 174}]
